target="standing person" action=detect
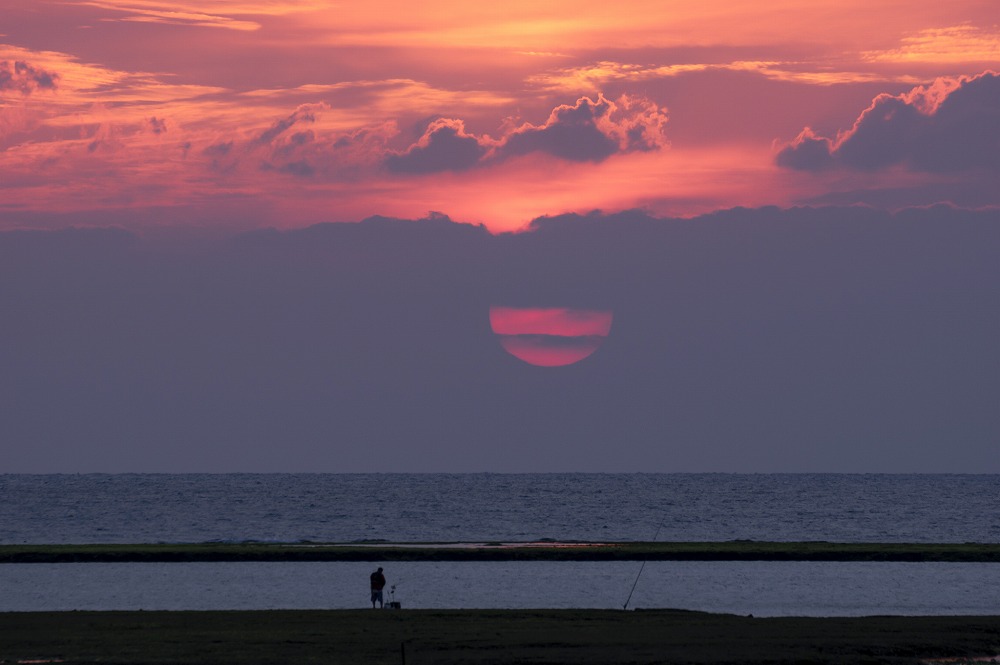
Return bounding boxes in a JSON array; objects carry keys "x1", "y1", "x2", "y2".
[{"x1": 370, "y1": 567, "x2": 386, "y2": 608}]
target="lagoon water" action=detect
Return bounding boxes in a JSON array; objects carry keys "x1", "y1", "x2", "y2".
[
  {"x1": 3, "y1": 560, "x2": 1000, "y2": 616},
  {"x1": 3, "y1": 474, "x2": 999, "y2": 615}
]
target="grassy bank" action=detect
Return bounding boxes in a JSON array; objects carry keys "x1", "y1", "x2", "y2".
[
  {"x1": 2, "y1": 609, "x2": 999, "y2": 664},
  {"x1": 2, "y1": 541, "x2": 1000, "y2": 563}
]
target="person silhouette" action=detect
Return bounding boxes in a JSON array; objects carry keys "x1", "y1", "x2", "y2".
[{"x1": 370, "y1": 567, "x2": 386, "y2": 608}]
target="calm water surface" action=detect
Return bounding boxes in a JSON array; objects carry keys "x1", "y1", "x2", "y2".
[
  {"x1": 3, "y1": 561, "x2": 999, "y2": 616},
  {"x1": 4, "y1": 474, "x2": 999, "y2": 615}
]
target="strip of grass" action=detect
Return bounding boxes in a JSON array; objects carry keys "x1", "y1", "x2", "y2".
[
  {"x1": 2, "y1": 541, "x2": 1000, "y2": 563},
  {"x1": 2, "y1": 609, "x2": 999, "y2": 664}
]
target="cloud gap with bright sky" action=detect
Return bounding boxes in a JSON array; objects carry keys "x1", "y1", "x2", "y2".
[{"x1": 1, "y1": 1, "x2": 999, "y2": 471}]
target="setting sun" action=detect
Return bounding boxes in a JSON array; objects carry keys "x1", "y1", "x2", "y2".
[{"x1": 489, "y1": 306, "x2": 613, "y2": 367}]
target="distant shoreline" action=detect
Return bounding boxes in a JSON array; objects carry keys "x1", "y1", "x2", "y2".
[{"x1": 3, "y1": 541, "x2": 1000, "y2": 563}]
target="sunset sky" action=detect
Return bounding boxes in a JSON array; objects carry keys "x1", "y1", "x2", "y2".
[
  {"x1": 3, "y1": 0, "x2": 998, "y2": 232},
  {"x1": 2, "y1": 2, "x2": 999, "y2": 472}
]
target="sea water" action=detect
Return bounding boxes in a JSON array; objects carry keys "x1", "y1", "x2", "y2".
[
  {"x1": 2, "y1": 473, "x2": 999, "y2": 544},
  {"x1": 3, "y1": 474, "x2": 999, "y2": 615}
]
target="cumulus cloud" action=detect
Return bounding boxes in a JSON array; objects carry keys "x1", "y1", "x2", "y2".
[
  {"x1": 385, "y1": 119, "x2": 489, "y2": 174},
  {"x1": 499, "y1": 94, "x2": 667, "y2": 163},
  {"x1": 0, "y1": 60, "x2": 58, "y2": 95},
  {"x1": 194, "y1": 94, "x2": 666, "y2": 180},
  {"x1": 497, "y1": 94, "x2": 668, "y2": 163},
  {"x1": 777, "y1": 71, "x2": 1000, "y2": 172},
  {"x1": 774, "y1": 128, "x2": 835, "y2": 170},
  {"x1": 500, "y1": 96, "x2": 618, "y2": 162},
  {"x1": 383, "y1": 94, "x2": 668, "y2": 174}
]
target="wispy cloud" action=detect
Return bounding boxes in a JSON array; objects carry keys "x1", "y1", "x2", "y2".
[
  {"x1": 77, "y1": 0, "x2": 329, "y2": 30},
  {"x1": 529, "y1": 59, "x2": 916, "y2": 93},
  {"x1": 863, "y1": 25, "x2": 1000, "y2": 64},
  {"x1": 240, "y1": 80, "x2": 516, "y2": 124},
  {"x1": 528, "y1": 61, "x2": 710, "y2": 91},
  {"x1": 81, "y1": 2, "x2": 259, "y2": 30}
]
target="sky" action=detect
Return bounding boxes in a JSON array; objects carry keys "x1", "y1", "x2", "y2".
[{"x1": 1, "y1": 1, "x2": 999, "y2": 472}]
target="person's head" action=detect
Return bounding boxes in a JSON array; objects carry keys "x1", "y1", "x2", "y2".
[{"x1": 377, "y1": 567, "x2": 383, "y2": 572}]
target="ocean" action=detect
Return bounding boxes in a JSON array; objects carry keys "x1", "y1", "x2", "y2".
[
  {"x1": 2, "y1": 473, "x2": 999, "y2": 545},
  {"x1": 3, "y1": 474, "x2": 999, "y2": 614}
]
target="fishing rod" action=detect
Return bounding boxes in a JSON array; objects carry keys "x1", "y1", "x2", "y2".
[
  {"x1": 622, "y1": 516, "x2": 665, "y2": 610},
  {"x1": 386, "y1": 579, "x2": 404, "y2": 609}
]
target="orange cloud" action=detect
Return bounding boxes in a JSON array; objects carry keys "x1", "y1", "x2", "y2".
[
  {"x1": 5, "y1": 0, "x2": 998, "y2": 233},
  {"x1": 236, "y1": 0, "x2": 996, "y2": 56},
  {"x1": 863, "y1": 25, "x2": 1000, "y2": 64},
  {"x1": 530, "y1": 60, "x2": 918, "y2": 95}
]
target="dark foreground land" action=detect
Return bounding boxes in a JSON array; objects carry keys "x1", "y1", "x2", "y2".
[
  {"x1": 4, "y1": 541, "x2": 1000, "y2": 562},
  {"x1": 2, "y1": 609, "x2": 999, "y2": 665}
]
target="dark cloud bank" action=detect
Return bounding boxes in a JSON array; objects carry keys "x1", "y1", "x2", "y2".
[{"x1": 2, "y1": 206, "x2": 998, "y2": 472}]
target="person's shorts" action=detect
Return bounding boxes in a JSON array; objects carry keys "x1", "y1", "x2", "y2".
[{"x1": 371, "y1": 590, "x2": 383, "y2": 603}]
